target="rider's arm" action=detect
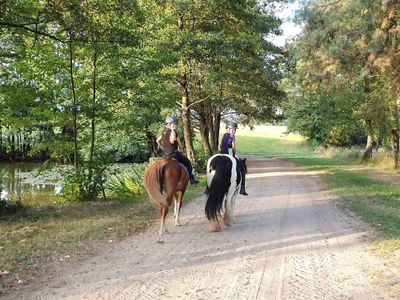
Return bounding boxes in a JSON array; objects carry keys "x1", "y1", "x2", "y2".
[
  {"x1": 156, "y1": 135, "x2": 164, "y2": 150},
  {"x1": 176, "y1": 135, "x2": 183, "y2": 152},
  {"x1": 220, "y1": 133, "x2": 227, "y2": 150}
]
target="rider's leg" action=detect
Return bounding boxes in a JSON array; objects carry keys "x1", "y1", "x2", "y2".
[{"x1": 177, "y1": 152, "x2": 198, "y2": 184}]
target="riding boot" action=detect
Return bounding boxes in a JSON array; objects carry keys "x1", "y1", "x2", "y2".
[
  {"x1": 240, "y1": 185, "x2": 248, "y2": 196},
  {"x1": 190, "y1": 175, "x2": 199, "y2": 185}
]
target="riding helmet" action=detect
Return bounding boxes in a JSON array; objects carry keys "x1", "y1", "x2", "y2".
[
  {"x1": 165, "y1": 115, "x2": 178, "y2": 125},
  {"x1": 226, "y1": 122, "x2": 238, "y2": 129}
]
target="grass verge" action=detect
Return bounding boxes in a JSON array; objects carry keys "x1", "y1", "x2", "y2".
[{"x1": 0, "y1": 176, "x2": 205, "y2": 295}]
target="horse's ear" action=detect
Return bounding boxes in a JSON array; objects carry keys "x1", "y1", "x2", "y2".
[{"x1": 242, "y1": 158, "x2": 247, "y2": 163}]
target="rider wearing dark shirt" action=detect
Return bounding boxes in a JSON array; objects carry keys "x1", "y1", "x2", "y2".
[
  {"x1": 220, "y1": 122, "x2": 237, "y2": 156},
  {"x1": 157, "y1": 116, "x2": 198, "y2": 185},
  {"x1": 161, "y1": 128, "x2": 178, "y2": 157}
]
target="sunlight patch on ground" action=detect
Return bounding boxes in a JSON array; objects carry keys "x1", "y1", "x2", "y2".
[{"x1": 247, "y1": 170, "x2": 328, "y2": 179}]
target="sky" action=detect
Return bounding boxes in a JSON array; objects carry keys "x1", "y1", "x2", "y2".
[{"x1": 269, "y1": 1, "x2": 303, "y2": 47}]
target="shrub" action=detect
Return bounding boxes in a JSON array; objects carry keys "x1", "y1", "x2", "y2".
[
  {"x1": 0, "y1": 199, "x2": 23, "y2": 215},
  {"x1": 106, "y1": 164, "x2": 147, "y2": 201}
]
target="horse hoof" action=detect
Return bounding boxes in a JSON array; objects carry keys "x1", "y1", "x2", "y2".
[
  {"x1": 223, "y1": 221, "x2": 232, "y2": 226},
  {"x1": 223, "y1": 215, "x2": 232, "y2": 226},
  {"x1": 175, "y1": 223, "x2": 182, "y2": 227},
  {"x1": 157, "y1": 239, "x2": 164, "y2": 244},
  {"x1": 209, "y1": 226, "x2": 221, "y2": 232}
]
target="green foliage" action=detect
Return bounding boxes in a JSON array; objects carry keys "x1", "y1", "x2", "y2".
[
  {"x1": 286, "y1": 87, "x2": 365, "y2": 146},
  {"x1": 193, "y1": 148, "x2": 208, "y2": 173},
  {"x1": 286, "y1": 0, "x2": 397, "y2": 151},
  {"x1": 106, "y1": 164, "x2": 147, "y2": 201},
  {"x1": 60, "y1": 150, "x2": 113, "y2": 201},
  {"x1": 1, "y1": 0, "x2": 288, "y2": 200},
  {"x1": 0, "y1": 200, "x2": 23, "y2": 215},
  {"x1": 105, "y1": 135, "x2": 150, "y2": 163}
]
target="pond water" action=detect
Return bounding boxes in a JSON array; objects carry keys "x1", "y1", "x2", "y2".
[
  {"x1": 0, "y1": 163, "x2": 141, "y2": 206},
  {"x1": 0, "y1": 163, "x2": 61, "y2": 206}
]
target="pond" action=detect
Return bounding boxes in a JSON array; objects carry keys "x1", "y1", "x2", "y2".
[
  {"x1": 0, "y1": 163, "x2": 61, "y2": 206},
  {"x1": 0, "y1": 163, "x2": 143, "y2": 206}
]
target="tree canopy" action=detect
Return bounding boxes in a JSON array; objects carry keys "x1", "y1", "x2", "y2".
[
  {"x1": 0, "y1": 0, "x2": 287, "y2": 199},
  {"x1": 286, "y1": 0, "x2": 400, "y2": 166}
]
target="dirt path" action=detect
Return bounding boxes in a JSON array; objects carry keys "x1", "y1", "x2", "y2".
[{"x1": 5, "y1": 155, "x2": 395, "y2": 299}]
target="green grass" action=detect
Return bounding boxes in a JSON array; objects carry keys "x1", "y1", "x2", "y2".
[
  {"x1": 0, "y1": 176, "x2": 206, "y2": 294},
  {"x1": 236, "y1": 125, "x2": 310, "y2": 157},
  {"x1": 326, "y1": 170, "x2": 400, "y2": 253},
  {"x1": 237, "y1": 135, "x2": 312, "y2": 157},
  {"x1": 0, "y1": 200, "x2": 157, "y2": 293},
  {"x1": 236, "y1": 126, "x2": 400, "y2": 254}
]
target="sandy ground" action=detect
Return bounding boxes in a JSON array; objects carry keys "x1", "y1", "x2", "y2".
[{"x1": 4, "y1": 155, "x2": 398, "y2": 299}]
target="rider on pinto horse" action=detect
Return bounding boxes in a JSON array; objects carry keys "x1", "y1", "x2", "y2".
[
  {"x1": 220, "y1": 122, "x2": 248, "y2": 196},
  {"x1": 220, "y1": 122, "x2": 237, "y2": 156},
  {"x1": 156, "y1": 116, "x2": 199, "y2": 185}
]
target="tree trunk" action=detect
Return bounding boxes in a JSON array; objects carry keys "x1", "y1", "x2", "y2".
[
  {"x1": 361, "y1": 119, "x2": 374, "y2": 163},
  {"x1": 88, "y1": 42, "x2": 98, "y2": 184},
  {"x1": 177, "y1": 14, "x2": 196, "y2": 164},
  {"x1": 10, "y1": 134, "x2": 15, "y2": 153},
  {"x1": 375, "y1": 131, "x2": 381, "y2": 153},
  {"x1": 68, "y1": 33, "x2": 79, "y2": 169},
  {"x1": 209, "y1": 108, "x2": 221, "y2": 153},
  {"x1": 198, "y1": 108, "x2": 212, "y2": 156},
  {"x1": 389, "y1": 99, "x2": 399, "y2": 169},
  {"x1": 0, "y1": 120, "x2": 2, "y2": 154},
  {"x1": 180, "y1": 73, "x2": 196, "y2": 164},
  {"x1": 89, "y1": 44, "x2": 97, "y2": 165}
]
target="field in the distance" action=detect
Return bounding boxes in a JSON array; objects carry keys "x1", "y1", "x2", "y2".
[{"x1": 235, "y1": 125, "x2": 308, "y2": 157}]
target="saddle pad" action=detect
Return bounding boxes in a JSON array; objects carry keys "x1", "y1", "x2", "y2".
[{"x1": 179, "y1": 163, "x2": 190, "y2": 178}]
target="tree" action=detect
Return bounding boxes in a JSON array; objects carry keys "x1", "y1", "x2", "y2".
[
  {"x1": 143, "y1": 0, "x2": 285, "y2": 161},
  {"x1": 287, "y1": 0, "x2": 395, "y2": 165}
]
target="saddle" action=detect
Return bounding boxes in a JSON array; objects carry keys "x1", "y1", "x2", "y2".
[
  {"x1": 158, "y1": 158, "x2": 190, "y2": 193},
  {"x1": 178, "y1": 163, "x2": 190, "y2": 178},
  {"x1": 166, "y1": 157, "x2": 190, "y2": 178}
]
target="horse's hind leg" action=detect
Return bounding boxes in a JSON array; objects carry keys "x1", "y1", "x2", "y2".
[
  {"x1": 224, "y1": 189, "x2": 238, "y2": 226},
  {"x1": 174, "y1": 191, "x2": 184, "y2": 226},
  {"x1": 223, "y1": 199, "x2": 232, "y2": 226},
  {"x1": 209, "y1": 217, "x2": 221, "y2": 232},
  {"x1": 158, "y1": 206, "x2": 169, "y2": 243},
  {"x1": 233, "y1": 188, "x2": 240, "y2": 223},
  {"x1": 231, "y1": 188, "x2": 240, "y2": 223}
]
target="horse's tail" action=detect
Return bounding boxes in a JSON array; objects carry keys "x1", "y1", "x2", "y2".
[
  {"x1": 205, "y1": 155, "x2": 232, "y2": 220},
  {"x1": 143, "y1": 160, "x2": 168, "y2": 207}
]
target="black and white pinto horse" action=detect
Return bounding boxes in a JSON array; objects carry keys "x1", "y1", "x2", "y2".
[{"x1": 205, "y1": 154, "x2": 248, "y2": 232}]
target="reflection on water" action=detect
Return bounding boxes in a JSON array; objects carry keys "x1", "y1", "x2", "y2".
[{"x1": 0, "y1": 163, "x2": 61, "y2": 206}]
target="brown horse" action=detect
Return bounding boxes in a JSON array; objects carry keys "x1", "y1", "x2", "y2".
[{"x1": 143, "y1": 157, "x2": 189, "y2": 242}]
